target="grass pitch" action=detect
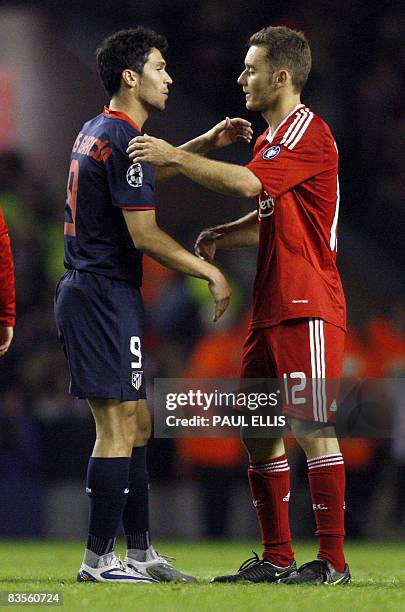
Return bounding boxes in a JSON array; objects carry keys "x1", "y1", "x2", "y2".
[{"x1": 1, "y1": 540, "x2": 405, "y2": 611}]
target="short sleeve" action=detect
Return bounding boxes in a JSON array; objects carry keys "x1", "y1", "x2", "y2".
[
  {"x1": 105, "y1": 125, "x2": 156, "y2": 210},
  {"x1": 246, "y1": 118, "x2": 335, "y2": 199}
]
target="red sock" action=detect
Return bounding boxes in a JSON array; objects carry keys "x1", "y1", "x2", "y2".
[
  {"x1": 307, "y1": 453, "x2": 346, "y2": 572},
  {"x1": 248, "y1": 454, "x2": 294, "y2": 567}
]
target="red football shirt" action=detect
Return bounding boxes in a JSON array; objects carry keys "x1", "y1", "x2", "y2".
[
  {"x1": 0, "y1": 208, "x2": 16, "y2": 327},
  {"x1": 246, "y1": 103, "x2": 346, "y2": 332}
]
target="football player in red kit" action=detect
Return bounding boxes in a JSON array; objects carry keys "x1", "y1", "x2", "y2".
[
  {"x1": 128, "y1": 25, "x2": 349, "y2": 585},
  {"x1": 0, "y1": 208, "x2": 15, "y2": 356}
]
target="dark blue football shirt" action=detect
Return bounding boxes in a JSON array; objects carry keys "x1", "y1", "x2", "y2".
[{"x1": 63, "y1": 107, "x2": 155, "y2": 285}]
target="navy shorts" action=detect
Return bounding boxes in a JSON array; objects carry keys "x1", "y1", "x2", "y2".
[{"x1": 54, "y1": 270, "x2": 146, "y2": 401}]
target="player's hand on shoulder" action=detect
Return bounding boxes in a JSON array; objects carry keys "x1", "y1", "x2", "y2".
[
  {"x1": 205, "y1": 117, "x2": 253, "y2": 150},
  {"x1": 194, "y1": 228, "x2": 223, "y2": 263},
  {"x1": 208, "y1": 269, "x2": 232, "y2": 323},
  {"x1": 126, "y1": 134, "x2": 176, "y2": 166}
]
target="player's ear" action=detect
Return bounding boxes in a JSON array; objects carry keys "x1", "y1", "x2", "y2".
[
  {"x1": 274, "y1": 69, "x2": 290, "y2": 88},
  {"x1": 122, "y1": 68, "x2": 139, "y2": 89}
]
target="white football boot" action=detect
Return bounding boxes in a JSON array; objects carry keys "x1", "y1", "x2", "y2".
[
  {"x1": 125, "y1": 546, "x2": 196, "y2": 583},
  {"x1": 77, "y1": 555, "x2": 157, "y2": 584}
]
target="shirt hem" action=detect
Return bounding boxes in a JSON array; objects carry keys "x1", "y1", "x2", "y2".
[
  {"x1": 0, "y1": 315, "x2": 15, "y2": 326},
  {"x1": 119, "y1": 205, "x2": 156, "y2": 210},
  {"x1": 64, "y1": 266, "x2": 142, "y2": 287},
  {"x1": 249, "y1": 312, "x2": 346, "y2": 332}
]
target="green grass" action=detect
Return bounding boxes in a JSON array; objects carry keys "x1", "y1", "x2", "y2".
[{"x1": 1, "y1": 540, "x2": 405, "y2": 611}]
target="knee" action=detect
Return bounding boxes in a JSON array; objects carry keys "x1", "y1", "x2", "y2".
[
  {"x1": 241, "y1": 428, "x2": 285, "y2": 462},
  {"x1": 103, "y1": 420, "x2": 137, "y2": 453},
  {"x1": 134, "y1": 415, "x2": 151, "y2": 446},
  {"x1": 134, "y1": 401, "x2": 151, "y2": 446},
  {"x1": 289, "y1": 418, "x2": 340, "y2": 458},
  {"x1": 96, "y1": 407, "x2": 137, "y2": 450}
]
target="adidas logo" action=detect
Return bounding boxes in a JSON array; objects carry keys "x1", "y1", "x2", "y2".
[
  {"x1": 253, "y1": 499, "x2": 264, "y2": 508},
  {"x1": 329, "y1": 400, "x2": 338, "y2": 412},
  {"x1": 283, "y1": 491, "x2": 291, "y2": 502}
]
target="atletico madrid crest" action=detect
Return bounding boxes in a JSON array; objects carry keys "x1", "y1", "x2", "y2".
[{"x1": 131, "y1": 371, "x2": 143, "y2": 390}]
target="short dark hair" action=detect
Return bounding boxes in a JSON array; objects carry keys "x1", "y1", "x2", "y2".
[
  {"x1": 96, "y1": 27, "x2": 168, "y2": 97},
  {"x1": 249, "y1": 25, "x2": 311, "y2": 93}
]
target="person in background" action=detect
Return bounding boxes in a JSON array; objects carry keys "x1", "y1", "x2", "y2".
[{"x1": 0, "y1": 207, "x2": 15, "y2": 356}]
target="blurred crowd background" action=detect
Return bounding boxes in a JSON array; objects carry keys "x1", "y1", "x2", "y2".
[{"x1": 1, "y1": 0, "x2": 405, "y2": 541}]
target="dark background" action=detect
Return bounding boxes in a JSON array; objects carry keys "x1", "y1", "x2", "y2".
[{"x1": 0, "y1": 0, "x2": 404, "y2": 540}]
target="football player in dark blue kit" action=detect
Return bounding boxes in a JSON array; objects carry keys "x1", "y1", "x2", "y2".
[{"x1": 54, "y1": 27, "x2": 252, "y2": 584}]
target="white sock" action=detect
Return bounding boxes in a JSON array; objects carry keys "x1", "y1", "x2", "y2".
[
  {"x1": 84, "y1": 549, "x2": 115, "y2": 568},
  {"x1": 126, "y1": 548, "x2": 147, "y2": 562}
]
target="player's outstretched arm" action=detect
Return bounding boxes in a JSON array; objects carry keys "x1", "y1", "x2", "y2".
[
  {"x1": 123, "y1": 209, "x2": 231, "y2": 322},
  {"x1": 195, "y1": 211, "x2": 259, "y2": 263},
  {"x1": 127, "y1": 135, "x2": 262, "y2": 197},
  {"x1": 154, "y1": 117, "x2": 253, "y2": 183}
]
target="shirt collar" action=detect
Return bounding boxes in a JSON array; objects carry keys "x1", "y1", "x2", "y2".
[
  {"x1": 103, "y1": 106, "x2": 141, "y2": 132},
  {"x1": 266, "y1": 103, "x2": 306, "y2": 144}
]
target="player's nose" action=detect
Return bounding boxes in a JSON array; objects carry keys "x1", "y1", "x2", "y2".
[{"x1": 237, "y1": 71, "x2": 246, "y2": 85}]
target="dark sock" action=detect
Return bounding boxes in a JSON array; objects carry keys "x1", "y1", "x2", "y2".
[
  {"x1": 86, "y1": 457, "x2": 131, "y2": 556},
  {"x1": 123, "y1": 447, "x2": 151, "y2": 552}
]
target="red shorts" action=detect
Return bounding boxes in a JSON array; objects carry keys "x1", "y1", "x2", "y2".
[{"x1": 240, "y1": 318, "x2": 345, "y2": 423}]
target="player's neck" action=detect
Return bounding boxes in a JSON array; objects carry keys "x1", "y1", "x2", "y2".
[
  {"x1": 263, "y1": 96, "x2": 302, "y2": 135},
  {"x1": 109, "y1": 95, "x2": 148, "y2": 130}
]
